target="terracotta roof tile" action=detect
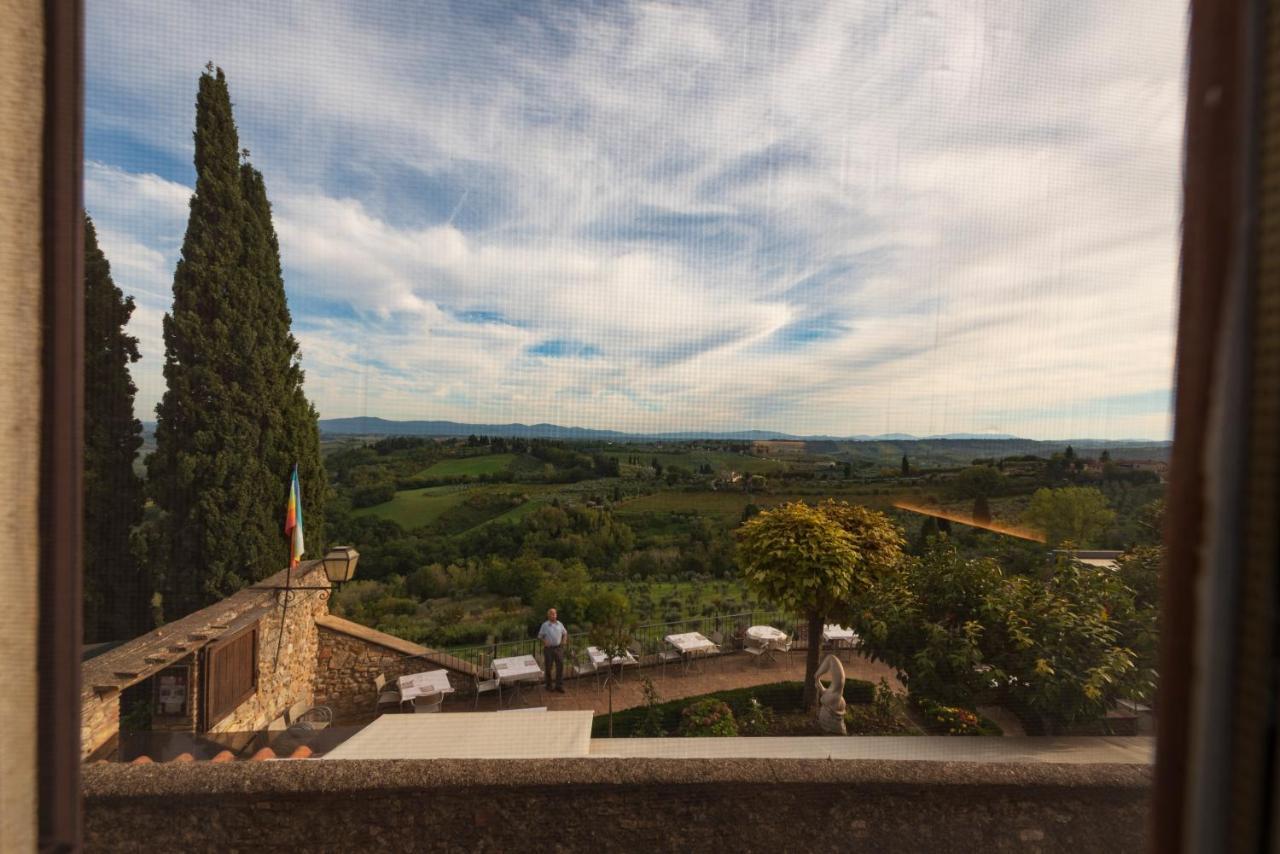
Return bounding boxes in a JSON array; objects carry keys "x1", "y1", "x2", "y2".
[
  {"x1": 211, "y1": 750, "x2": 236, "y2": 763},
  {"x1": 289, "y1": 745, "x2": 313, "y2": 759},
  {"x1": 250, "y1": 747, "x2": 277, "y2": 761},
  {"x1": 129, "y1": 755, "x2": 153, "y2": 765},
  {"x1": 172, "y1": 753, "x2": 195, "y2": 763}
]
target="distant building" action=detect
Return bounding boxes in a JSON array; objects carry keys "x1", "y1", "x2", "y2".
[
  {"x1": 752, "y1": 440, "x2": 805, "y2": 456},
  {"x1": 1054, "y1": 549, "x2": 1123, "y2": 571}
]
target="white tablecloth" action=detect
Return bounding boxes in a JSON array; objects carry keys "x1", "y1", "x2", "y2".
[
  {"x1": 493, "y1": 654, "x2": 543, "y2": 683},
  {"x1": 665, "y1": 632, "x2": 716, "y2": 654},
  {"x1": 587, "y1": 647, "x2": 637, "y2": 667},
  {"x1": 398, "y1": 669, "x2": 454, "y2": 702},
  {"x1": 823, "y1": 625, "x2": 858, "y2": 644},
  {"x1": 746, "y1": 625, "x2": 788, "y2": 646}
]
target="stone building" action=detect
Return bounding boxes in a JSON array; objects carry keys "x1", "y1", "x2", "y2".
[{"x1": 80, "y1": 560, "x2": 474, "y2": 761}]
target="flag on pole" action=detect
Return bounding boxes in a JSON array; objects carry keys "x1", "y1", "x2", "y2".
[{"x1": 285, "y1": 464, "x2": 305, "y2": 567}]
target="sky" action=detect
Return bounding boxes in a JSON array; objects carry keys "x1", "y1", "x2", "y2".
[{"x1": 85, "y1": 0, "x2": 1187, "y2": 440}]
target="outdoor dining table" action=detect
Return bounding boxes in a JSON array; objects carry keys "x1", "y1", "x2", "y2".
[
  {"x1": 397, "y1": 669, "x2": 454, "y2": 709},
  {"x1": 492, "y1": 654, "x2": 543, "y2": 707},
  {"x1": 745, "y1": 625, "x2": 789, "y2": 662},
  {"x1": 822, "y1": 624, "x2": 859, "y2": 657},
  {"x1": 665, "y1": 631, "x2": 717, "y2": 673},
  {"x1": 587, "y1": 646, "x2": 637, "y2": 681}
]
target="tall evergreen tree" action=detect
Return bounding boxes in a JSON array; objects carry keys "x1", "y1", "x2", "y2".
[
  {"x1": 83, "y1": 214, "x2": 149, "y2": 641},
  {"x1": 149, "y1": 68, "x2": 288, "y2": 617},
  {"x1": 240, "y1": 163, "x2": 327, "y2": 548}
]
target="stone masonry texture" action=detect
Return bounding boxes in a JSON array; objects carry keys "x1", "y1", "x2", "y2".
[{"x1": 83, "y1": 758, "x2": 1151, "y2": 853}]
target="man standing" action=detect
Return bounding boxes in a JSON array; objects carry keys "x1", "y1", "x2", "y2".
[{"x1": 538, "y1": 607, "x2": 568, "y2": 693}]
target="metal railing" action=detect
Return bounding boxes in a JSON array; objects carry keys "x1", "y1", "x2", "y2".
[{"x1": 424, "y1": 609, "x2": 811, "y2": 678}]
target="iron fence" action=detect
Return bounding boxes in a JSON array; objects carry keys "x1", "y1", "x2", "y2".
[{"x1": 424, "y1": 609, "x2": 819, "y2": 678}]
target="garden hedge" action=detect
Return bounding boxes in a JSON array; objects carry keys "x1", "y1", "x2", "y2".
[{"x1": 592, "y1": 678, "x2": 875, "y2": 737}]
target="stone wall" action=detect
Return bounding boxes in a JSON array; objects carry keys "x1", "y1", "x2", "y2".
[
  {"x1": 83, "y1": 759, "x2": 1152, "y2": 852},
  {"x1": 313, "y1": 615, "x2": 468, "y2": 722},
  {"x1": 210, "y1": 583, "x2": 326, "y2": 734}
]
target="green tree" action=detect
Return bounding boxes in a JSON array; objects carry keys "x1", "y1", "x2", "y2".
[
  {"x1": 1023, "y1": 487, "x2": 1116, "y2": 547},
  {"x1": 950, "y1": 465, "x2": 1003, "y2": 523},
  {"x1": 83, "y1": 214, "x2": 149, "y2": 641},
  {"x1": 148, "y1": 67, "x2": 311, "y2": 617},
  {"x1": 854, "y1": 541, "x2": 1001, "y2": 706},
  {"x1": 995, "y1": 555, "x2": 1139, "y2": 730},
  {"x1": 240, "y1": 163, "x2": 327, "y2": 551},
  {"x1": 901, "y1": 455, "x2": 910, "y2": 476},
  {"x1": 855, "y1": 541, "x2": 1144, "y2": 731},
  {"x1": 737, "y1": 501, "x2": 903, "y2": 708}
]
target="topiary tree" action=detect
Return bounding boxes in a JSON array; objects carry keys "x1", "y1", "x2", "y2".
[{"x1": 737, "y1": 501, "x2": 903, "y2": 708}]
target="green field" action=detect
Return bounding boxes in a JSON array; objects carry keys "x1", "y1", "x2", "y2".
[
  {"x1": 351, "y1": 485, "x2": 474, "y2": 528},
  {"x1": 353, "y1": 482, "x2": 562, "y2": 531},
  {"x1": 413, "y1": 453, "x2": 519, "y2": 479}
]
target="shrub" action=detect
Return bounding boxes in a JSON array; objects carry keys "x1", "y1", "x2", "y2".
[
  {"x1": 592, "y1": 678, "x2": 874, "y2": 737},
  {"x1": 678, "y1": 699, "x2": 738, "y2": 737},
  {"x1": 634, "y1": 677, "x2": 666, "y2": 738},
  {"x1": 915, "y1": 698, "x2": 991, "y2": 735},
  {"x1": 738, "y1": 697, "x2": 775, "y2": 736}
]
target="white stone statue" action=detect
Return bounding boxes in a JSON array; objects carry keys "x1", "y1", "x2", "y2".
[{"x1": 814, "y1": 653, "x2": 847, "y2": 735}]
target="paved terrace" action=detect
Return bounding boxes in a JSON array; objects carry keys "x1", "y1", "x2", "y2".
[{"x1": 343, "y1": 647, "x2": 906, "y2": 725}]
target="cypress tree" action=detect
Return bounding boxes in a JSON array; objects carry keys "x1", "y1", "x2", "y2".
[
  {"x1": 240, "y1": 163, "x2": 327, "y2": 549},
  {"x1": 83, "y1": 214, "x2": 149, "y2": 641},
  {"x1": 148, "y1": 68, "x2": 280, "y2": 617}
]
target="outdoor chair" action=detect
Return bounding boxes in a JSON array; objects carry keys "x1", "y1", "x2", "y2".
[
  {"x1": 743, "y1": 638, "x2": 768, "y2": 667},
  {"x1": 707, "y1": 631, "x2": 725, "y2": 666},
  {"x1": 285, "y1": 700, "x2": 333, "y2": 731},
  {"x1": 658, "y1": 646, "x2": 684, "y2": 679},
  {"x1": 578, "y1": 650, "x2": 602, "y2": 691},
  {"x1": 373, "y1": 673, "x2": 402, "y2": 715},
  {"x1": 473, "y1": 659, "x2": 502, "y2": 710},
  {"x1": 771, "y1": 636, "x2": 793, "y2": 667},
  {"x1": 412, "y1": 691, "x2": 444, "y2": 713}
]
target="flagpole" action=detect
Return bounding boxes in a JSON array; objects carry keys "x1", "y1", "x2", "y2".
[{"x1": 273, "y1": 463, "x2": 299, "y2": 673}]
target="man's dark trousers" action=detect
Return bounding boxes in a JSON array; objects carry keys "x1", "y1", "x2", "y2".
[{"x1": 544, "y1": 645, "x2": 565, "y2": 690}]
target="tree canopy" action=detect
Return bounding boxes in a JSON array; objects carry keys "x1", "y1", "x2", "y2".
[
  {"x1": 83, "y1": 213, "x2": 149, "y2": 641},
  {"x1": 737, "y1": 500, "x2": 902, "y2": 707},
  {"x1": 1023, "y1": 486, "x2": 1115, "y2": 547},
  {"x1": 854, "y1": 540, "x2": 1149, "y2": 731},
  {"x1": 148, "y1": 67, "x2": 325, "y2": 619}
]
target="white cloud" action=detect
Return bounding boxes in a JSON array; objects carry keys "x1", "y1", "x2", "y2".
[{"x1": 85, "y1": 0, "x2": 1186, "y2": 438}]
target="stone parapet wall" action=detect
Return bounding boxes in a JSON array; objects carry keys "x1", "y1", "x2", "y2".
[
  {"x1": 313, "y1": 617, "x2": 464, "y2": 721},
  {"x1": 83, "y1": 758, "x2": 1152, "y2": 852}
]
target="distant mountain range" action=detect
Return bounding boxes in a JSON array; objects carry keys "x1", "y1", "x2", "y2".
[{"x1": 307, "y1": 416, "x2": 1167, "y2": 446}]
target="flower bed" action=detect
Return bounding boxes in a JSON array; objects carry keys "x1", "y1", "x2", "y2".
[{"x1": 914, "y1": 698, "x2": 1003, "y2": 736}]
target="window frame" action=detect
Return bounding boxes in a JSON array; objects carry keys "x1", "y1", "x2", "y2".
[{"x1": 35, "y1": 0, "x2": 1259, "y2": 849}]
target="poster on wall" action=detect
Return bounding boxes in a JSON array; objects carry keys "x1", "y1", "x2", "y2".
[{"x1": 154, "y1": 666, "x2": 189, "y2": 717}]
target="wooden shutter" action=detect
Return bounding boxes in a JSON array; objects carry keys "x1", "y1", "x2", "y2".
[{"x1": 201, "y1": 623, "x2": 258, "y2": 730}]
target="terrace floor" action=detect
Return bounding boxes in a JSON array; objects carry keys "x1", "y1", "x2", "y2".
[{"x1": 350, "y1": 649, "x2": 905, "y2": 725}]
